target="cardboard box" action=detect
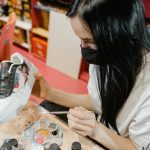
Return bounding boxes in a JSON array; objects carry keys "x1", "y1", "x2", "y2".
[{"x1": 31, "y1": 37, "x2": 47, "y2": 60}]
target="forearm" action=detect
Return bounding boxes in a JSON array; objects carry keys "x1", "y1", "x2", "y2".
[
  {"x1": 46, "y1": 87, "x2": 94, "y2": 110},
  {"x1": 92, "y1": 123, "x2": 136, "y2": 150}
]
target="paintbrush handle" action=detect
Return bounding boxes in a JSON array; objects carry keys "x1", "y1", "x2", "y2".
[{"x1": 41, "y1": 111, "x2": 69, "y2": 115}]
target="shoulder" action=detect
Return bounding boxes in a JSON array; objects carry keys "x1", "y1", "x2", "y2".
[
  {"x1": 118, "y1": 53, "x2": 150, "y2": 117},
  {"x1": 129, "y1": 52, "x2": 150, "y2": 105},
  {"x1": 117, "y1": 53, "x2": 150, "y2": 149}
]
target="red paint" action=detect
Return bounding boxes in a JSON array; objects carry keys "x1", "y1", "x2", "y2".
[{"x1": 35, "y1": 136, "x2": 45, "y2": 144}]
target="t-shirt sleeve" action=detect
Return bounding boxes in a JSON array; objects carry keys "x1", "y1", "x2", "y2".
[
  {"x1": 87, "y1": 65, "x2": 102, "y2": 115},
  {"x1": 129, "y1": 97, "x2": 150, "y2": 149}
]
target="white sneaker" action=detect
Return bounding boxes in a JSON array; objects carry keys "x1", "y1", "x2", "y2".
[{"x1": 0, "y1": 52, "x2": 38, "y2": 123}]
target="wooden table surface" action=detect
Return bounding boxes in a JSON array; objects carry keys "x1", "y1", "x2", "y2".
[{"x1": 0, "y1": 101, "x2": 103, "y2": 150}]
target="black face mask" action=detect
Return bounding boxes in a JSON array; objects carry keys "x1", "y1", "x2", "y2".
[{"x1": 81, "y1": 47, "x2": 100, "y2": 65}]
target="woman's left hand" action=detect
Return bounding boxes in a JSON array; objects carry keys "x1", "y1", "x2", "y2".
[{"x1": 67, "y1": 106, "x2": 97, "y2": 137}]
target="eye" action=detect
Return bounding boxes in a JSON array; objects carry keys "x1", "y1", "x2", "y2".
[{"x1": 81, "y1": 40, "x2": 97, "y2": 49}]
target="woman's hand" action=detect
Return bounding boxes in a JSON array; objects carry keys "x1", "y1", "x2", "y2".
[
  {"x1": 32, "y1": 73, "x2": 50, "y2": 99},
  {"x1": 67, "y1": 106, "x2": 98, "y2": 138}
]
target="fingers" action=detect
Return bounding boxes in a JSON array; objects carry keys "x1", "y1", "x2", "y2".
[
  {"x1": 32, "y1": 73, "x2": 42, "y2": 96},
  {"x1": 67, "y1": 113, "x2": 95, "y2": 128},
  {"x1": 69, "y1": 107, "x2": 95, "y2": 120},
  {"x1": 67, "y1": 107, "x2": 96, "y2": 137},
  {"x1": 40, "y1": 91, "x2": 48, "y2": 99},
  {"x1": 34, "y1": 73, "x2": 42, "y2": 80},
  {"x1": 31, "y1": 80, "x2": 40, "y2": 96},
  {"x1": 34, "y1": 73, "x2": 47, "y2": 86},
  {"x1": 68, "y1": 120, "x2": 92, "y2": 136}
]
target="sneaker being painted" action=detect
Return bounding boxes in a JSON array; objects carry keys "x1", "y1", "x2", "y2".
[{"x1": 0, "y1": 53, "x2": 38, "y2": 123}]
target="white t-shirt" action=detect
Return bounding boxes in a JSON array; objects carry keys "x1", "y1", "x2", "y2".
[{"x1": 88, "y1": 53, "x2": 150, "y2": 149}]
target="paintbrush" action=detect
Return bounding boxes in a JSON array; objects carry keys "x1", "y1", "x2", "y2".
[{"x1": 40, "y1": 111, "x2": 69, "y2": 115}]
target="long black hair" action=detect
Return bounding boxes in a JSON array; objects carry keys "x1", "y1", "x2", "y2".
[{"x1": 67, "y1": 0, "x2": 150, "y2": 133}]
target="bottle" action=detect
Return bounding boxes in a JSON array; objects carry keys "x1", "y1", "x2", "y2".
[
  {"x1": 71, "y1": 141, "x2": 81, "y2": 150},
  {"x1": 0, "y1": 139, "x2": 18, "y2": 150},
  {"x1": 48, "y1": 143, "x2": 59, "y2": 150}
]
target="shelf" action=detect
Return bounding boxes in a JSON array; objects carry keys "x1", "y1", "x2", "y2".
[
  {"x1": 11, "y1": 5, "x2": 22, "y2": 10},
  {"x1": 14, "y1": 42, "x2": 30, "y2": 49},
  {"x1": 22, "y1": 0, "x2": 29, "y2": 3},
  {"x1": 0, "y1": 16, "x2": 32, "y2": 31},
  {"x1": 31, "y1": 27, "x2": 48, "y2": 39},
  {"x1": 21, "y1": 42, "x2": 30, "y2": 49},
  {"x1": 34, "y1": 3, "x2": 51, "y2": 12},
  {"x1": 34, "y1": 2, "x2": 67, "y2": 14},
  {"x1": 11, "y1": 5, "x2": 30, "y2": 12}
]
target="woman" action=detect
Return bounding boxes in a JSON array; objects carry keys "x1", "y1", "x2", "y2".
[{"x1": 32, "y1": 0, "x2": 150, "y2": 149}]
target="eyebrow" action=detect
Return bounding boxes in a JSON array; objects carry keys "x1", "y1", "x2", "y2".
[{"x1": 81, "y1": 38, "x2": 95, "y2": 43}]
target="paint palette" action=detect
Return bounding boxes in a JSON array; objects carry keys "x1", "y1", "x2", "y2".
[{"x1": 21, "y1": 119, "x2": 63, "y2": 149}]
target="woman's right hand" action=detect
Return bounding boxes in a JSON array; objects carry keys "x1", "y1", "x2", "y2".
[{"x1": 32, "y1": 73, "x2": 50, "y2": 99}]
